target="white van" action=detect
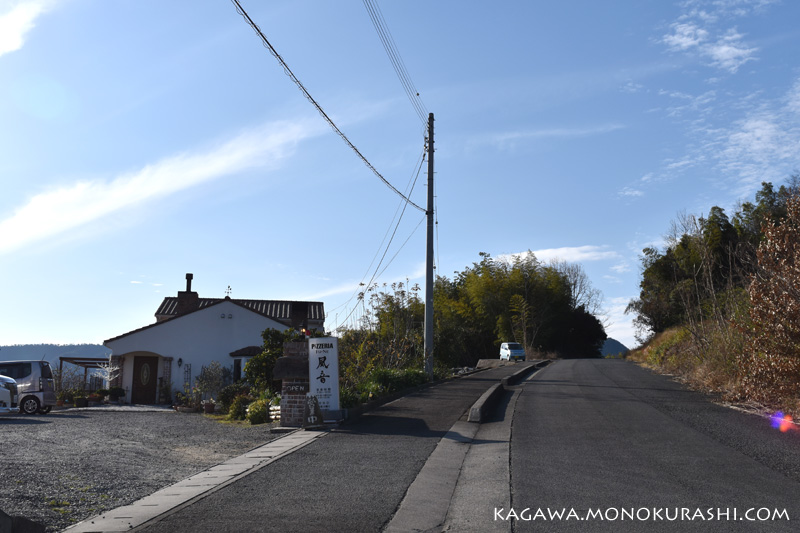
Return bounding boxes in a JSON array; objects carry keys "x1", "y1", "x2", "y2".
[
  {"x1": 0, "y1": 374, "x2": 19, "y2": 414},
  {"x1": 499, "y1": 342, "x2": 526, "y2": 361},
  {"x1": 0, "y1": 360, "x2": 56, "y2": 414}
]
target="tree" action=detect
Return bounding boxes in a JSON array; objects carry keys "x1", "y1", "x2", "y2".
[
  {"x1": 194, "y1": 361, "x2": 230, "y2": 401},
  {"x1": 749, "y1": 195, "x2": 800, "y2": 359},
  {"x1": 97, "y1": 360, "x2": 121, "y2": 388},
  {"x1": 245, "y1": 328, "x2": 306, "y2": 393}
]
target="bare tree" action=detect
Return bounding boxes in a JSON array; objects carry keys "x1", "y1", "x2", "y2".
[{"x1": 548, "y1": 259, "x2": 603, "y2": 315}]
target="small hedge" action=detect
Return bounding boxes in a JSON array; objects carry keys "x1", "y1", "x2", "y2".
[
  {"x1": 218, "y1": 383, "x2": 251, "y2": 414},
  {"x1": 247, "y1": 399, "x2": 270, "y2": 425},
  {"x1": 369, "y1": 368, "x2": 427, "y2": 394},
  {"x1": 340, "y1": 368, "x2": 429, "y2": 407},
  {"x1": 227, "y1": 394, "x2": 254, "y2": 421}
]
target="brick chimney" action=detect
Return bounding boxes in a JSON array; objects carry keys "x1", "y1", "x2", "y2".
[{"x1": 175, "y1": 273, "x2": 199, "y2": 315}]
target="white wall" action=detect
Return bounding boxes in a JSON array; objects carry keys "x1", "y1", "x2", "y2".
[{"x1": 106, "y1": 301, "x2": 288, "y2": 398}]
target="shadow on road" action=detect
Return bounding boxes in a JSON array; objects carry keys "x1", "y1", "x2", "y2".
[{"x1": 334, "y1": 414, "x2": 446, "y2": 438}]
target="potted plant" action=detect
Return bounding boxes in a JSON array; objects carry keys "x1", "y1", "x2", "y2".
[
  {"x1": 202, "y1": 398, "x2": 216, "y2": 414},
  {"x1": 87, "y1": 392, "x2": 103, "y2": 404},
  {"x1": 108, "y1": 386, "x2": 125, "y2": 404},
  {"x1": 174, "y1": 389, "x2": 198, "y2": 413},
  {"x1": 74, "y1": 390, "x2": 88, "y2": 408}
]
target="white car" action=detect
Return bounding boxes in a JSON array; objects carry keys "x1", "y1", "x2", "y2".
[
  {"x1": 499, "y1": 342, "x2": 526, "y2": 361},
  {"x1": 0, "y1": 374, "x2": 19, "y2": 414}
]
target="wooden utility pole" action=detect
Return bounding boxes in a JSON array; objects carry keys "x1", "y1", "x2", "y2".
[{"x1": 424, "y1": 113, "x2": 435, "y2": 379}]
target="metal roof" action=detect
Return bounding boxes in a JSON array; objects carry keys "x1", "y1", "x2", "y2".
[
  {"x1": 154, "y1": 297, "x2": 325, "y2": 322},
  {"x1": 105, "y1": 298, "x2": 325, "y2": 345}
]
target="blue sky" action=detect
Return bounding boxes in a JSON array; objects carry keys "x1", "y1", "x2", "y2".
[{"x1": 2, "y1": 0, "x2": 799, "y2": 350}]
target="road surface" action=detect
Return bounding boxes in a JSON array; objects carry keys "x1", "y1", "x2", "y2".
[{"x1": 509, "y1": 359, "x2": 800, "y2": 532}]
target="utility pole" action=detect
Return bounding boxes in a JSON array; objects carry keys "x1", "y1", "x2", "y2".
[{"x1": 424, "y1": 113, "x2": 435, "y2": 379}]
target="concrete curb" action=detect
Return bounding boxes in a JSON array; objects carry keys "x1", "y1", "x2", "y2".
[
  {"x1": 384, "y1": 420, "x2": 480, "y2": 533},
  {"x1": 467, "y1": 383, "x2": 505, "y2": 423},
  {"x1": 467, "y1": 361, "x2": 548, "y2": 423}
]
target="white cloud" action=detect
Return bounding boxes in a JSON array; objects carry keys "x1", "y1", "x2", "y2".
[
  {"x1": 786, "y1": 79, "x2": 800, "y2": 115},
  {"x1": 602, "y1": 296, "x2": 637, "y2": 348},
  {"x1": 724, "y1": 115, "x2": 790, "y2": 163},
  {"x1": 475, "y1": 124, "x2": 625, "y2": 150},
  {"x1": 619, "y1": 187, "x2": 644, "y2": 198},
  {"x1": 0, "y1": 120, "x2": 319, "y2": 254},
  {"x1": 0, "y1": 0, "x2": 52, "y2": 57},
  {"x1": 661, "y1": 4, "x2": 763, "y2": 73},
  {"x1": 501, "y1": 246, "x2": 620, "y2": 264},
  {"x1": 620, "y1": 81, "x2": 644, "y2": 94},
  {"x1": 663, "y1": 22, "x2": 709, "y2": 51},
  {"x1": 610, "y1": 262, "x2": 632, "y2": 274},
  {"x1": 706, "y1": 28, "x2": 756, "y2": 72}
]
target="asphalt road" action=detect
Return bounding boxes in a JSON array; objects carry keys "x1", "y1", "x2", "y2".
[
  {"x1": 135, "y1": 364, "x2": 531, "y2": 533},
  {"x1": 510, "y1": 359, "x2": 800, "y2": 532}
]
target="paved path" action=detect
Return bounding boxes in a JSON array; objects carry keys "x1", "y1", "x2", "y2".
[
  {"x1": 66, "y1": 358, "x2": 800, "y2": 533},
  {"x1": 66, "y1": 363, "x2": 534, "y2": 533}
]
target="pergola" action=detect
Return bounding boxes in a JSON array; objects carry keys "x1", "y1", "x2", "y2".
[{"x1": 59, "y1": 356, "x2": 111, "y2": 387}]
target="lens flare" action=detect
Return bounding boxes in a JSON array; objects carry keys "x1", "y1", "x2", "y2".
[{"x1": 770, "y1": 412, "x2": 794, "y2": 433}]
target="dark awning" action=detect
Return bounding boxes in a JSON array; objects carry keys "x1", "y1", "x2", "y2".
[{"x1": 59, "y1": 357, "x2": 110, "y2": 370}]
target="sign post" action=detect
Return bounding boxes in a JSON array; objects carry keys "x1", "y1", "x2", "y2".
[{"x1": 308, "y1": 337, "x2": 339, "y2": 417}]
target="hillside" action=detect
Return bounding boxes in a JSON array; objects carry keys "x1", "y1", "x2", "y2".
[
  {"x1": 601, "y1": 338, "x2": 629, "y2": 357},
  {"x1": 0, "y1": 344, "x2": 110, "y2": 367}
]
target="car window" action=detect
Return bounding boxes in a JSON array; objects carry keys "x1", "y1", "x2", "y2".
[
  {"x1": 0, "y1": 363, "x2": 31, "y2": 380},
  {"x1": 507, "y1": 343, "x2": 523, "y2": 350},
  {"x1": 41, "y1": 363, "x2": 53, "y2": 379}
]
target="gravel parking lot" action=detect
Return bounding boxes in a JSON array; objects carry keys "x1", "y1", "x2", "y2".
[{"x1": 0, "y1": 406, "x2": 279, "y2": 532}]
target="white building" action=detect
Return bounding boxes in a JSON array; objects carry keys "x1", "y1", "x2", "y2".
[{"x1": 104, "y1": 274, "x2": 324, "y2": 404}]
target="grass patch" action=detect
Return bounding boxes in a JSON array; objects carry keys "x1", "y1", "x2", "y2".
[{"x1": 630, "y1": 322, "x2": 799, "y2": 418}]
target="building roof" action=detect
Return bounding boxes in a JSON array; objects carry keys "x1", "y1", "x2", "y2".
[
  {"x1": 154, "y1": 297, "x2": 324, "y2": 323},
  {"x1": 104, "y1": 298, "x2": 325, "y2": 345}
]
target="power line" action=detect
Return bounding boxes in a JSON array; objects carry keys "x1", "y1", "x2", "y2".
[
  {"x1": 377, "y1": 215, "x2": 426, "y2": 280},
  {"x1": 326, "y1": 147, "x2": 425, "y2": 316},
  {"x1": 230, "y1": 0, "x2": 424, "y2": 213},
  {"x1": 434, "y1": 170, "x2": 440, "y2": 276},
  {"x1": 362, "y1": 0, "x2": 428, "y2": 127},
  {"x1": 333, "y1": 150, "x2": 427, "y2": 330}
]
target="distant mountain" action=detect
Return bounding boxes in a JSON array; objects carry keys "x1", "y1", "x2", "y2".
[
  {"x1": 0, "y1": 344, "x2": 110, "y2": 367},
  {"x1": 602, "y1": 338, "x2": 629, "y2": 357}
]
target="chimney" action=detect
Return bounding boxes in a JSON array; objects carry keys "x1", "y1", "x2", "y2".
[{"x1": 175, "y1": 272, "x2": 199, "y2": 315}]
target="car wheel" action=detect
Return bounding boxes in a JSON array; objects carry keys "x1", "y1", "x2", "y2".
[
  {"x1": 20, "y1": 396, "x2": 40, "y2": 415},
  {"x1": 37, "y1": 406, "x2": 52, "y2": 414}
]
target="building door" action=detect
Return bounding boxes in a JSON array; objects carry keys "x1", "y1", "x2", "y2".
[{"x1": 131, "y1": 356, "x2": 158, "y2": 404}]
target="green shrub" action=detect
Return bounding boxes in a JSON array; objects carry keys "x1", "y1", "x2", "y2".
[
  {"x1": 344, "y1": 368, "x2": 429, "y2": 407},
  {"x1": 369, "y1": 368, "x2": 427, "y2": 394},
  {"x1": 108, "y1": 386, "x2": 125, "y2": 400},
  {"x1": 340, "y1": 386, "x2": 359, "y2": 408},
  {"x1": 247, "y1": 399, "x2": 270, "y2": 425},
  {"x1": 218, "y1": 383, "x2": 251, "y2": 414},
  {"x1": 227, "y1": 394, "x2": 254, "y2": 421}
]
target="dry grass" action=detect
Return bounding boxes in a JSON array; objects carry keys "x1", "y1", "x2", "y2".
[{"x1": 628, "y1": 324, "x2": 800, "y2": 418}]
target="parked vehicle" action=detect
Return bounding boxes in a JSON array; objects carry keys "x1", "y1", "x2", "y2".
[
  {"x1": 0, "y1": 360, "x2": 56, "y2": 414},
  {"x1": 0, "y1": 374, "x2": 19, "y2": 415},
  {"x1": 499, "y1": 342, "x2": 526, "y2": 361}
]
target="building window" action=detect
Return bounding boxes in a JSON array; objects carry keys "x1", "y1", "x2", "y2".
[{"x1": 233, "y1": 359, "x2": 242, "y2": 382}]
